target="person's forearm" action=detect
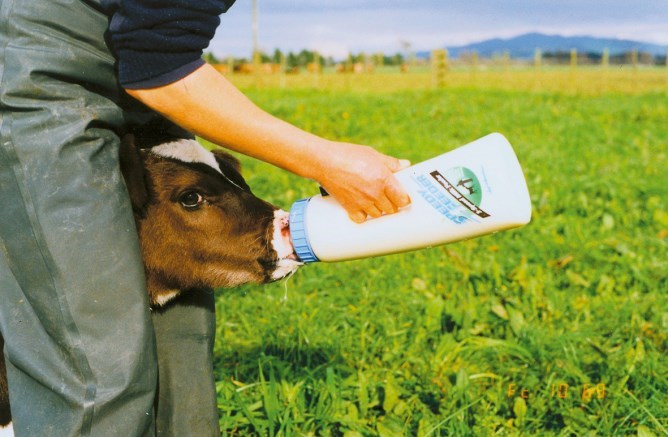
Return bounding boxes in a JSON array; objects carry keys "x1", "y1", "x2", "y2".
[
  {"x1": 127, "y1": 63, "x2": 411, "y2": 222},
  {"x1": 126, "y1": 63, "x2": 326, "y2": 180}
]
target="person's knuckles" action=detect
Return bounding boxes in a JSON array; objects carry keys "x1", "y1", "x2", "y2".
[
  {"x1": 385, "y1": 179, "x2": 411, "y2": 208},
  {"x1": 375, "y1": 196, "x2": 396, "y2": 215},
  {"x1": 366, "y1": 206, "x2": 383, "y2": 218},
  {"x1": 397, "y1": 159, "x2": 411, "y2": 170}
]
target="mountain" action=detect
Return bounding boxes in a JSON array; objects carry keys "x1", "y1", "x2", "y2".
[{"x1": 419, "y1": 33, "x2": 667, "y2": 59}]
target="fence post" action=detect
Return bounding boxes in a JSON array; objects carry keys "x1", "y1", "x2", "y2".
[
  {"x1": 602, "y1": 48, "x2": 609, "y2": 69},
  {"x1": 534, "y1": 48, "x2": 542, "y2": 70},
  {"x1": 361, "y1": 52, "x2": 369, "y2": 73},
  {"x1": 471, "y1": 50, "x2": 479, "y2": 73},
  {"x1": 374, "y1": 52, "x2": 385, "y2": 70},
  {"x1": 344, "y1": 53, "x2": 353, "y2": 88},
  {"x1": 312, "y1": 51, "x2": 321, "y2": 88},
  {"x1": 501, "y1": 50, "x2": 510, "y2": 71},
  {"x1": 227, "y1": 56, "x2": 234, "y2": 76},
  {"x1": 631, "y1": 49, "x2": 638, "y2": 70},
  {"x1": 253, "y1": 48, "x2": 262, "y2": 87},
  {"x1": 279, "y1": 51, "x2": 287, "y2": 89},
  {"x1": 431, "y1": 49, "x2": 448, "y2": 88},
  {"x1": 570, "y1": 49, "x2": 577, "y2": 69}
]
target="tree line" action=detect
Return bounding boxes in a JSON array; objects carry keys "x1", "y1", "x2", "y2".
[
  {"x1": 542, "y1": 50, "x2": 665, "y2": 66},
  {"x1": 205, "y1": 48, "x2": 666, "y2": 69},
  {"x1": 204, "y1": 49, "x2": 407, "y2": 68}
]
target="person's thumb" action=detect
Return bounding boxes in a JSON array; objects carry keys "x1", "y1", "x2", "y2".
[{"x1": 383, "y1": 155, "x2": 411, "y2": 172}]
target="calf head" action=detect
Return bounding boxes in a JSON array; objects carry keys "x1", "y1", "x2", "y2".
[{"x1": 120, "y1": 135, "x2": 302, "y2": 306}]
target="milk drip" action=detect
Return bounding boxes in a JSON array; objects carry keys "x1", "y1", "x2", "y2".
[{"x1": 289, "y1": 133, "x2": 532, "y2": 263}]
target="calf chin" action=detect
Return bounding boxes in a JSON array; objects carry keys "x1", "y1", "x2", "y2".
[{"x1": 144, "y1": 210, "x2": 301, "y2": 307}]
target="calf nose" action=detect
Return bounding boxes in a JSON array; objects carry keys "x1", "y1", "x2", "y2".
[{"x1": 272, "y1": 210, "x2": 297, "y2": 260}]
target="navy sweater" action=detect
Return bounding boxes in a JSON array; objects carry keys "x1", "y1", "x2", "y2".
[{"x1": 102, "y1": 0, "x2": 236, "y2": 89}]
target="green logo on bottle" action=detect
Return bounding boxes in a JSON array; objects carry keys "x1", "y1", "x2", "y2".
[{"x1": 430, "y1": 167, "x2": 490, "y2": 218}]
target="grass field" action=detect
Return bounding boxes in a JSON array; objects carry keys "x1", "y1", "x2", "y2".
[{"x1": 207, "y1": 68, "x2": 667, "y2": 436}]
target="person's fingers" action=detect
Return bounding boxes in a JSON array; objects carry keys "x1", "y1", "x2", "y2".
[
  {"x1": 364, "y1": 204, "x2": 383, "y2": 219},
  {"x1": 341, "y1": 177, "x2": 410, "y2": 223},
  {"x1": 380, "y1": 154, "x2": 411, "y2": 211},
  {"x1": 396, "y1": 158, "x2": 411, "y2": 171},
  {"x1": 317, "y1": 144, "x2": 412, "y2": 223},
  {"x1": 384, "y1": 175, "x2": 411, "y2": 209},
  {"x1": 348, "y1": 204, "x2": 382, "y2": 223},
  {"x1": 373, "y1": 195, "x2": 397, "y2": 216},
  {"x1": 348, "y1": 210, "x2": 367, "y2": 224}
]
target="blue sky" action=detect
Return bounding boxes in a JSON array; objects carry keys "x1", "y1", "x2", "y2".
[{"x1": 210, "y1": 1, "x2": 668, "y2": 59}]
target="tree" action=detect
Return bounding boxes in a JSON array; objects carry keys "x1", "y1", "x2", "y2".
[
  {"x1": 203, "y1": 52, "x2": 220, "y2": 64},
  {"x1": 272, "y1": 48, "x2": 283, "y2": 64}
]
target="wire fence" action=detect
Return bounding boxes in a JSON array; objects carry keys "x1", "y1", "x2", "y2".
[
  {"x1": 208, "y1": 48, "x2": 667, "y2": 94},
  {"x1": 210, "y1": 47, "x2": 667, "y2": 75}
]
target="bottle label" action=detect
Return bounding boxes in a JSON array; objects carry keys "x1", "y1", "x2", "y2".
[{"x1": 414, "y1": 167, "x2": 490, "y2": 224}]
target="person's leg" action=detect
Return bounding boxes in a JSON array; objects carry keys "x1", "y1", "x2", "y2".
[
  {"x1": 152, "y1": 289, "x2": 220, "y2": 436},
  {"x1": 128, "y1": 121, "x2": 222, "y2": 435},
  {"x1": 0, "y1": 0, "x2": 156, "y2": 434}
]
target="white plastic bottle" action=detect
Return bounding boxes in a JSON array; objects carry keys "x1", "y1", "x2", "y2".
[{"x1": 289, "y1": 133, "x2": 532, "y2": 263}]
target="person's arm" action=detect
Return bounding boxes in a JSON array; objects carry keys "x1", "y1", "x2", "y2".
[{"x1": 126, "y1": 63, "x2": 410, "y2": 223}]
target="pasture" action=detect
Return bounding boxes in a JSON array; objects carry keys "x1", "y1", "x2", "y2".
[{"x1": 206, "y1": 68, "x2": 667, "y2": 435}]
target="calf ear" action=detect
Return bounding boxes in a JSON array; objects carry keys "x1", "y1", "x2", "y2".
[
  {"x1": 119, "y1": 134, "x2": 149, "y2": 215},
  {"x1": 211, "y1": 149, "x2": 242, "y2": 173},
  {"x1": 211, "y1": 149, "x2": 253, "y2": 192}
]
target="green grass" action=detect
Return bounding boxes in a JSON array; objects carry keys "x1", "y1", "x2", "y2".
[{"x1": 210, "y1": 71, "x2": 667, "y2": 436}]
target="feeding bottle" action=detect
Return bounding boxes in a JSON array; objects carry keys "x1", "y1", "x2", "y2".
[{"x1": 289, "y1": 133, "x2": 532, "y2": 263}]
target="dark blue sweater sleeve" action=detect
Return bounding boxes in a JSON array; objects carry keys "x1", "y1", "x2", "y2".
[{"x1": 105, "y1": 0, "x2": 236, "y2": 89}]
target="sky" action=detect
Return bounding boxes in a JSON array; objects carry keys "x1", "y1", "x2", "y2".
[{"x1": 209, "y1": 0, "x2": 668, "y2": 59}]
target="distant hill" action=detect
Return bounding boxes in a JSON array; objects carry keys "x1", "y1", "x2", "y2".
[{"x1": 418, "y1": 33, "x2": 667, "y2": 59}]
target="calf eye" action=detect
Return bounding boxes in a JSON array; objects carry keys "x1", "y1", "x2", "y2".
[{"x1": 179, "y1": 191, "x2": 204, "y2": 209}]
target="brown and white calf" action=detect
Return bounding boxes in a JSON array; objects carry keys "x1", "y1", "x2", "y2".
[
  {"x1": 0, "y1": 136, "x2": 302, "y2": 431},
  {"x1": 119, "y1": 135, "x2": 302, "y2": 306}
]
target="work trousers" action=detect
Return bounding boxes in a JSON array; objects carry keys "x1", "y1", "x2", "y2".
[{"x1": 0, "y1": 0, "x2": 219, "y2": 435}]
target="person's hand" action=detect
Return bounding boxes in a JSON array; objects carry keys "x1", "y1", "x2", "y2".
[{"x1": 312, "y1": 141, "x2": 411, "y2": 223}]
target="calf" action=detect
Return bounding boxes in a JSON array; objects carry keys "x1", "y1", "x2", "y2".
[
  {"x1": 0, "y1": 135, "x2": 302, "y2": 430},
  {"x1": 119, "y1": 134, "x2": 302, "y2": 306}
]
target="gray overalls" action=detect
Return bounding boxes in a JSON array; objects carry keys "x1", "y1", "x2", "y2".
[{"x1": 0, "y1": 0, "x2": 219, "y2": 434}]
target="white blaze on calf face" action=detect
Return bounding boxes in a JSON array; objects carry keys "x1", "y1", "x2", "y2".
[
  {"x1": 151, "y1": 139, "x2": 245, "y2": 191},
  {"x1": 151, "y1": 140, "x2": 222, "y2": 173}
]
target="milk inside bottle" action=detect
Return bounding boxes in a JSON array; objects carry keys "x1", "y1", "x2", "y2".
[{"x1": 289, "y1": 133, "x2": 532, "y2": 263}]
